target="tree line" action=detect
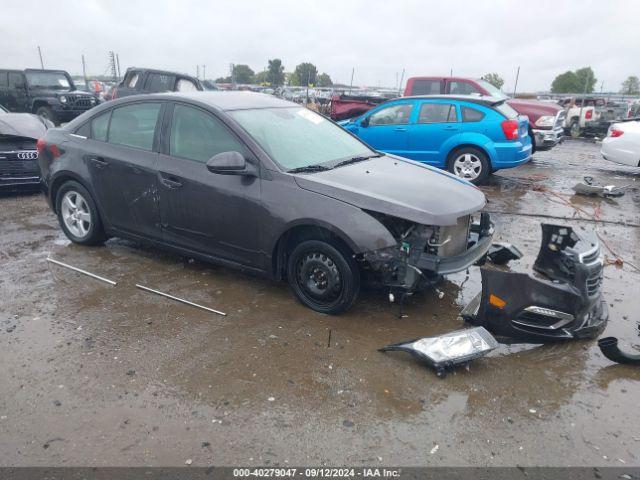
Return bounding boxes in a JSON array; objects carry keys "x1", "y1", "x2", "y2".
[{"x1": 215, "y1": 59, "x2": 333, "y2": 87}]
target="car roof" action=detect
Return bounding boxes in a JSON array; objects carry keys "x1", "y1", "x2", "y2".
[
  {"x1": 398, "y1": 95, "x2": 505, "y2": 107},
  {"x1": 149, "y1": 91, "x2": 299, "y2": 111}
]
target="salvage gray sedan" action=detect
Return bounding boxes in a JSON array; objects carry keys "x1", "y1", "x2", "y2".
[{"x1": 38, "y1": 92, "x2": 492, "y2": 314}]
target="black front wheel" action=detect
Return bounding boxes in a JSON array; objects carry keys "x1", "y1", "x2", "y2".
[
  {"x1": 36, "y1": 106, "x2": 59, "y2": 126},
  {"x1": 287, "y1": 240, "x2": 360, "y2": 315}
]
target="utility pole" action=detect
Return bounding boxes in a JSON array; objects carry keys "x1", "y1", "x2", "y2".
[
  {"x1": 349, "y1": 68, "x2": 354, "y2": 94},
  {"x1": 202, "y1": 65, "x2": 206, "y2": 81},
  {"x1": 81, "y1": 55, "x2": 88, "y2": 85},
  {"x1": 450, "y1": 68, "x2": 453, "y2": 77},
  {"x1": 116, "y1": 54, "x2": 121, "y2": 80},
  {"x1": 108, "y1": 51, "x2": 117, "y2": 83},
  {"x1": 398, "y1": 68, "x2": 405, "y2": 95},
  {"x1": 37, "y1": 46, "x2": 44, "y2": 69},
  {"x1": 197, "y1": 65, "x2": 200, "y2": 79},
  {"x1": 230, "y1": 63, "x2": 235, "y2": 88},
  {"x1": 513, "y1": 66, "x2": 520, "y2": 97}
]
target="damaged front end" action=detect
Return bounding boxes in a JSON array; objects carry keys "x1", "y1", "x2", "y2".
[
  {"x1": 463, "y1": 224, "x2": 608, "y2": 342},
  {"x1": 359, "y1": 211, "x2": 493, "y2": 294}
]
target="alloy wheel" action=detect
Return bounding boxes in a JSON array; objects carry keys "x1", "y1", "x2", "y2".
[
  {"x1": 453, "y1": 153, "x2": 482, "y2": 180},
  {"x1": 61, "y1": 190, "x2": 92, "y2": 238}
]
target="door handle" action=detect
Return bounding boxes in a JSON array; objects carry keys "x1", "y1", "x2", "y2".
[
  {"x1": 160, "y1": 177, "x2": 183, "y2": 189},
  {"x1": 394, "y1": 127, "x2": 407, "y2": 131},
  {"x1": 444, "y1": 126, "x2": 458, "y2": 130},
  {"x1": 90, "y1": 156, "x2": 109, "y2": 168}
]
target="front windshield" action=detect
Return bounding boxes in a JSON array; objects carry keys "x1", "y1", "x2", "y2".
[
  {"x1": 477, "y1": 79, "x2": 508, "y2": 100},
  {"x1": 229, "y1": 107, "x2": 374, "y2": 170},
  {"x1": 25, "y1": 72, "x2": 73, "y2": 90}
]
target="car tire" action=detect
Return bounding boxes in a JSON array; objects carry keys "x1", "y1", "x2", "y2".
[
  {"x1": 569, "y1": 119, "x2": 581, "y2": 138},
  {"x1": 56, "y1": 181, "x2": 106, "y2": 245},
  {"x1": 287, "y1": 239, "x2": 360, "y2": 315},
  {"x1": 447, "y1": 147, "x2": 490, "y2": 184},
  {"x1": 36, "y1": 106, "x2": 58, "y2": 126}
]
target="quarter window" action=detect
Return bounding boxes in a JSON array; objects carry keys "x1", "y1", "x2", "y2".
[
  {"x1": 146, "y1": 73, "x2": 176, "y2": 93},
  {"x1": 108, "y1": 103, "x2": 161, "y2": 151},
  {"x1": 368, "y1": 104, "x2": 413, "y2": 126},
  {"x1": 91, "y1": 111, "x2": 111, "y2": 142},
  {"x1": 418, "y1": 103, "x2": 457, "y2": 123},
  {"x1": 461, "y1": 106, "x2": 485, "y2": 122},
  {"x1": 170, "y1": 104, "x2": 246, "y2": 163},
  {"x1": 8, "y1": 72, "x2": 24, "y2": 89},
  {"x1": 126, "y1": 73, "x2": 140, "y2": 88},
  {"x1": 176, "y1": 79, "x2": 198, "y2": 92}
]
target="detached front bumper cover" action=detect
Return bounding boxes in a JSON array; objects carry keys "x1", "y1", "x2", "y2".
[{"x1": 463, "y1": 224, "x2": 608, "y2": 343}]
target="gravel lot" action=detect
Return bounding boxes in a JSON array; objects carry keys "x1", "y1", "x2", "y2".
[{"x1": 1, "y1": 139, "x2": 639, "y2": 466}]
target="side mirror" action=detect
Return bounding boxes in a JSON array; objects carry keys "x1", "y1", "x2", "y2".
[
  {"x1": 360, "y1": 116, "x2": 370, "y2": 128},
  {"x1": 206, "y1": 151, "x2": 255, "y2": 176}
]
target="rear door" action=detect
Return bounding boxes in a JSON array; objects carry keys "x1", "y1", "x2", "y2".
[
  {"x1": 156, "y1": 102, "x2": 263, "y2": 267},
  {"x1": 357, "y1": 102, "x2": 414, "y2": 157},
  {"x1": 84, "y1": 102, "x2": 162, "y2": 238},
  {"x1": 407, "y1": 101, "x2": 460, "y2": 164}
]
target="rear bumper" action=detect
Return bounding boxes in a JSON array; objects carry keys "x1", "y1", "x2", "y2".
[
  {"x1": 532, "y1": 126, "x2": 565, "y2": 149},
  {"x1": 492, "y1": 140, "x2": 532, "y2": 170},
  {"x1": 601, "y1": 139, "x2": 640, "y2": 167}
]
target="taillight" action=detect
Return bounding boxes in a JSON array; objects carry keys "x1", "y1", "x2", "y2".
[
  {"x1": 36, "y1": 138, "x2": 46, "y2": 155},
  {"x1": 610, "y1": 129, "x2": 624, "y2": 138},
  {"x1": 501, "y1": 119, "x2": 519, "y2": 140},
  {"x1": 37, "y1": 139, "x2": 62, "y2": 160},
  {"x1": 585, "y1": 109, "x2": 593, "y2": 120}
]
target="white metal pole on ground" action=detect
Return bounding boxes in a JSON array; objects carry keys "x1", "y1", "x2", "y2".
[
  {"x1": 135, "y1": 284, "x2": 226, "y2": 316},
  {"x1": 46, "y1": 257, "x2": 117, "y2": 286}
]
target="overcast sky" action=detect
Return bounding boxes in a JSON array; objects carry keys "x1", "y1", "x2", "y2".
[{"x1": 2, "y1": 0, "x2": 638, "y2": 92}]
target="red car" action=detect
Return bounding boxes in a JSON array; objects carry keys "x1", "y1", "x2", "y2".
[{"x1": 404, "y1": 77, "x2": 565, "y2": 152}]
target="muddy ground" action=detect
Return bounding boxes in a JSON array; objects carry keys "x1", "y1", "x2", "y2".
[{"x1": 1, "y1": 139, "x2": 639, "y2": 467}]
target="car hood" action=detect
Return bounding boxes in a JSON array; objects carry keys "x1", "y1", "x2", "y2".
[
  {"x1": 293, "y1": 155, "x2": 486, "y2": 226},
  {"x1": 0, "y1": 113, "x2": 50, "y2": 139}
]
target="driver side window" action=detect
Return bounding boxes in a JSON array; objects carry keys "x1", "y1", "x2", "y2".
[
  {"x1": 169, "y1": 104, "x2": 247, "y2": 163},
  {"x1": 368, "y1": 104, "x2": 413, "y2": 126}
]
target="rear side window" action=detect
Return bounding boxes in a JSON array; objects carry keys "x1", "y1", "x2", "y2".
[
  {"x1": 108, "y1": 103, "x2": 161, "y2": 150},
  {"x1": 410, "y1": 79, "x2": 441, "y2": 95},
  {"x1": 495, "y1": 102, "x2": 518, "y2": 119},
  {"x1": 369, "y1": 104, "x2": 413, "y2": 125},
  {"x1": 146, "y1": 73, "x2": 175, "y2": 93},
  {"x1": 8, "y1": 72, "x2": 24, "y2": 88},
  {"x1": 169, "y1": 104, "x2": 246, "y2": 162},
  {"x1": 418, "y1": 103, "x2": 457, "y2": 123},
  {"x1": 461, "y1": 106, "x2": 485, "y2": 122},
  {"x1": 126, "y1": 73, "x2": 140, "y2": 88},
  {"x1": 0, "y1": 72, "x2": 7, "y2": 87},
  {"x1": 450, "y1": 81, "x2": 480, "y2": 95},
  {"x1": 91, "y1": 111, "x2": 111, "y2": 142},
  {"x1": 176, "y1": 79, "x2": 198, "y2": 92}
]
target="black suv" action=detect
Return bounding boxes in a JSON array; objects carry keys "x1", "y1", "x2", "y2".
[
  {"x1": 104, "y1": 68, "x2": 204, "y2": 101},
  {"x1": 0, "y1": 69, "x2": 97, "y2": 125}
]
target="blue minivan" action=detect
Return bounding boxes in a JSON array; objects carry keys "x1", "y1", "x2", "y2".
[{"x1": 339, "y1": 95, "x2": 532, "y2": 183}]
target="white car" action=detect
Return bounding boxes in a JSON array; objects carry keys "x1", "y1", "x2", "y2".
[{"x1": 601, "y1": 120, "x2": 640, "y2": 167}]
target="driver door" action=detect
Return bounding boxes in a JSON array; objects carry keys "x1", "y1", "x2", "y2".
[
  {"x1": 357, "y1": 102, "x2": 414, "y2": 157},
  {"x1": 157, "y1": 103, "x2": 263, "y2": 267}
]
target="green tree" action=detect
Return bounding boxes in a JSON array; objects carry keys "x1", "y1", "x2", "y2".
[
  {"x1": 482, "y1": 73, "x2": 504, "y2": 89},
  {"x1": 575, "y1": 67, "x2": 597, "y2": 93},
  {"x1": 294, "y1": 62, "x2": 318, "y2": 86},
  {"x1": 215, "y1": 76, "x2": 231, "y2": 83},
  {"x1": 233, "y1": 64, "x2": 255, "y2": 84},
  {"x1": 621, "y1": 75, "x2": 640, "y2": 95},
  {"x1": 551, "y1": 71, "x2": 580, "y2": 93},
  {"x1": 285, "y1": 72, "x2": 299, "y2": 86},
  {"x1": 267, "y1": 58, "x2": 285, "y2": 86},
  {"x1": 317, "y1": 72, "x2": 333, "y2": 87},
  {"x1": 253, "y1": 70, "x2": 269, "y2": 84}
]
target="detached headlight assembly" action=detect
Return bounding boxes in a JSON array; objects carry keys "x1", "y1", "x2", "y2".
[
  {"x1": 59, "y1": 95, "x2": 67, "y2": 104},
  {"x1": 535, "y1": 115, "x2": 555, "y2": 127},
  {"x1": 379, "y1": 327, "x2": 499, "y2": 378}
]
